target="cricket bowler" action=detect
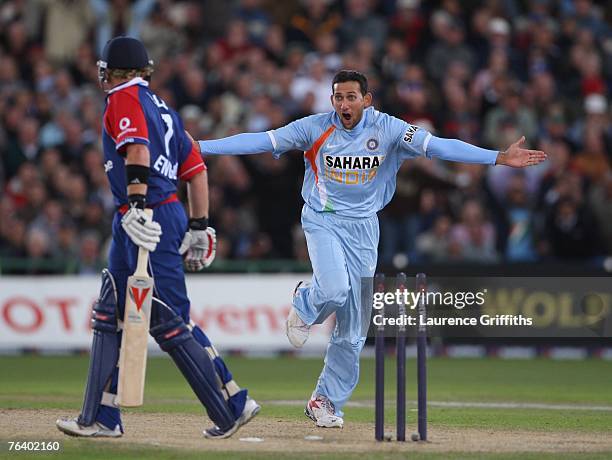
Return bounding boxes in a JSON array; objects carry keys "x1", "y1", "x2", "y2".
[
  {"x1": 56, "y1": 36, "x2": 259, "y2": 439},
  {"x1": 198, "y1": 69, "x2": 545, "y2": 428}
]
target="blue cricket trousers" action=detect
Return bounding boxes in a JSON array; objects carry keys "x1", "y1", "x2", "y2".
[{"x1": 293, "y1": 204, "x2": 378, "y2": 415}]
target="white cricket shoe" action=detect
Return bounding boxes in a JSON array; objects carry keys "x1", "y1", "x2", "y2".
[
  {"x1": 203, "y1": 397, "x2": 261, "y2": 439},
  {"x1": 56, "y1": 417, "x2": 122, "y2": 437},
  {"x1": 304, "y1": 395, "x2": 344, "y2": 428},
  {"x1": 286, "y1": 282, "x2": 311, "y2": 348}
]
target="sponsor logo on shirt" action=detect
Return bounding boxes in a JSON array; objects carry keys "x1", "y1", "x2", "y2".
[
  {"x1": 403, "y1": 125, "x2": 419, "y2": 143},
  {"x1": 118, "y1": 117, "x2": 138, "y2": 139},
  {"x1": 322, "y1": 154, "x2": 385, "y2": 185},
  {"x1": 324, "y1": 155, "x2": 383, "y2": 169}
]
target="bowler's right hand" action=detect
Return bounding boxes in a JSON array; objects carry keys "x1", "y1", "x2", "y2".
[{"x1": 121, "y1": 206, "x2": 162, "y2": 252}]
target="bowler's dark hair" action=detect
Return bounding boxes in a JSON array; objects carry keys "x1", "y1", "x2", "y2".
[{"x1": 332, "y1": 70, "x2": 368, "y2": 95}]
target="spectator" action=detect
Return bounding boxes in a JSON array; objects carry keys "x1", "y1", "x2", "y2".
[
  {"x1": 234, "y1": 0, "x2": 271, "y2": 46},
  {"x1": 290, "y1": 57, "x2": 332, "y2": 113},
  {"x1": 4, "y1": 118, "x2": 40, "y2": 178},
  {"x1": 450, "y1": 200, "x2": 499, "y2": 263},
  {"x1": 4, "y1": 20, "x2": 32, "y2": 78},
  {"x1": 38, "y1": 0, "x2": 94, "y2": 65},
  {"x1": 31, "y1": 199, "x2": 64, "y2": 243},
  {"x1": 546, "y1": 197, "x2": 601, "y2": 259},
  {"x1": 309, "y1": 31, "x2": 342, "y2": 74},
  {"x1": 470, "y1": 48, "x2": 511, "y2": 116},
  {"x1": 54, "y1": 222, "x2": 79, "y2": 260},
  {"x1": 389, "y1": 0, "x2": 426, "y2": 57},
  {"x1": 24, "y1": 227, "x2": 52, "y2": 261},
  {"x1": 263, "y1": 24, "x2": 288, "y2": 67},
  {"x1": 486, "y1": 17, "x2": 523, "y2": 78},
  {"x1": 526, "y1": 70, "x2": 557, "y2": 119},
  {"x1": 380, "y1": 36, "x2": 409, "y2": 84},
  {"x1": 589, "y1": 174, "x2": 612, "y2": 255},
  {"x1": 380, "y1": 161, "x2": 454, "y2": 265},
  {"x1": 5, "y1": 162, "x2": 40, "y2": 209},
  {"x1": 0, "y1": 0, "x2": 610, "y2": 270},
  {"x1": 396, "y1": 64, "x2": 435, "y2": 128},
  {"x1": 483, "y1": 82, "x2": 538, "y2": 149},
  {"x1": 572, "y1": 126, "x2": 611, "y2": 183},
  {"x1": 540, "y1": 104, "x2": 569, "y2": 142},
  {"x1": 503, "y1": 175, "x2": 537, "y2": 262},
  {"x1": 286, "y1": 0, "x2": 341, "y2": 48},
  {"x1": 339, "y1": 0, "x2": 387, "y2": 54},
  {"x1": 530, "y1": 16, "x2": 562, "y2": 69},
  {"x1": 90, "y1": 0, "x2": 156, "y2": 55},
  {"x1": 439, "y1": 79, "x2": 479, "y2": 143},
  {"x1": 172, "y1": 66, "x2": 210, "y2": 109},
  {"x1": 20, "y1": 179, "x2": 47, "y2": 223},
  {"x1": 565, "y1": 0, "x2": 611, "y2": 40},
  {"x1": 537, "y1": 138, "x2": 572, "y2": 207},
  {"x1": 214, "y1": 19, "x2": 255, "y2": 64},
  {"x1": 0, "y1": 216, "x2": 27, "y2": 258},
  {"x1": 569, "y1": 94, "x2": 611, "y2": 150},
  {"x1": 140, "y1": 1, "x2": 186, "y2": 63},
  {"x1": 426, "y1": 18, "x2": 475, "y2": 82},
  {"x1": 77, "y1": 231, "x2": 102, "y2": 274},
  {"x1": 415, "y1": 214, "x2": 453, "y2": 263}
]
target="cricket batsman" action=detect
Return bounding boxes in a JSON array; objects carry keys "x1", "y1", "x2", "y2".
[
  {"x1": 56, "y1": 36, "x2": 259, "y2": 439},
  {"x1": 198, "y1": 70, "x2": 546, "y2": 428}
]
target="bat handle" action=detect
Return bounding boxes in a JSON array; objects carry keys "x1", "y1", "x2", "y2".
[{"x1": 134, "y1": 209, "x2": 152, "y2": 277}]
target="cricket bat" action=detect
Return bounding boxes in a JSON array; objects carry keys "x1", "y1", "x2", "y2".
[{"x1": 116, "y1": 209, "x2": 154, "y2": 407}]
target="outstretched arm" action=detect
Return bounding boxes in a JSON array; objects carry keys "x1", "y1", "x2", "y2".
[
  {"x1": 198, "y1": 117, "x2": 313, "y2": 158},
  {"x1": 198, "y1": 132, "x2": 274, "y2": 155},
  {"x1": 427, "y1": 135, "x2": 546, "y2": 167},
  {"x1": 427, "y1": 136, "x2": 498, "y2": 164}
]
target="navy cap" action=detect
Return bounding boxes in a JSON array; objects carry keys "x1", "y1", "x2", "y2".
[{"x1": 100, "y1": 36, "x2": 151, "y2": 70}]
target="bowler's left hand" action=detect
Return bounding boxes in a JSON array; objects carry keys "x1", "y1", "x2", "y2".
[{"x1": 496, "y1": 136, "x2": 547, "y2": 167}]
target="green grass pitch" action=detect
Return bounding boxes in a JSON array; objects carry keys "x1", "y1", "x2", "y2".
[{"x1": 1, "y1": 355, "x2": 611, "y2": 459}]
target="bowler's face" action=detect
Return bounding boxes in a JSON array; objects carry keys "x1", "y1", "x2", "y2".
[{"x1": 331, "y1": 81, "x2": 371, "y2": 129}]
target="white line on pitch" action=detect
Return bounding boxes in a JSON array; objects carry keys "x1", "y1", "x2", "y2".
[{"x1": 266, "y1": 400, "x2": 612, "y2": 412}]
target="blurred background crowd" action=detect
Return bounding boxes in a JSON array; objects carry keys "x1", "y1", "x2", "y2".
[{"x1": 0, "y1": 0, "x2": 611, "y2": 274}]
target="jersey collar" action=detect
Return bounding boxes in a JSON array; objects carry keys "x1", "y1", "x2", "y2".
[
  {"x1": 107, "y1": 77, "x2": 149, "y2": 95},
  {"x1": 332, "y1": 106, "x2": 372, "y2": 135}
]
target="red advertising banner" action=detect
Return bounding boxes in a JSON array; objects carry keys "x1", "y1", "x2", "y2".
[{"x1": 0, "y1": 275, "x2": 333, "y2": 352}]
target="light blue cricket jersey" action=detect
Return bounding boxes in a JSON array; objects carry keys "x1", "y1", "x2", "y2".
[
  {"x1": 199, "y1": 107, "x2": 498, "y2": 217},
  {"x1": 267, "y1": 107, "x2": 431, "y2": 218}
]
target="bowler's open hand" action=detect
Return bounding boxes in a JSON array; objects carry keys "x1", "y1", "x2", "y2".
[{"x1": 496, "y1": 136, "x2": 547, "y2": 167}]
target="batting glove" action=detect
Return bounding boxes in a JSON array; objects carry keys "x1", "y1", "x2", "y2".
[
  {"x1": 179, "y1": 218, "x2": 216, "y2": 271},
  {"x1": 121, "y1": 202, "x2": 162, "y2": 253}
]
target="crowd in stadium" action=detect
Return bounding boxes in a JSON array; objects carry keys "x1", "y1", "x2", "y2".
[{"x1": 1, "y1": 0, "x2": 611, "y2": 273}]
